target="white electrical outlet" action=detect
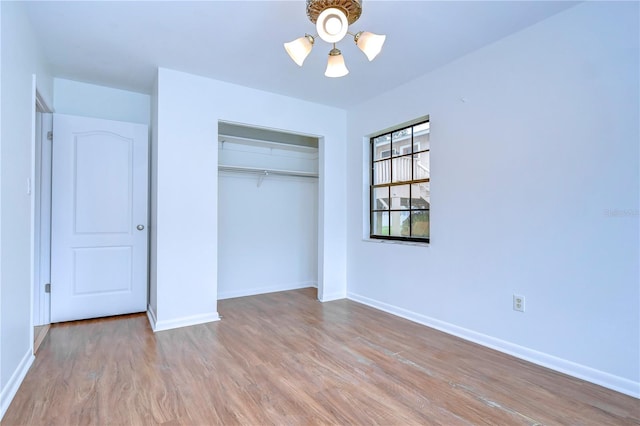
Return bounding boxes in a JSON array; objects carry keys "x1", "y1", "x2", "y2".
[{"x1": 513, "y1": 295, "x2": 525, "y2": 312}]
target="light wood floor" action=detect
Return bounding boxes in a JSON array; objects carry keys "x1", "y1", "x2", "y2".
[
  {"x1": 33, "y1": 324, "x2": 50, "y2": 355},
  {"x1": 4, "y1": 288, "x2": 639, "y2": 425}
]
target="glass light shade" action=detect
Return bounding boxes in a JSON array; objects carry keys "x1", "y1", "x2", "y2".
[
  {"x1": 284, "y1": 35, "x2": 314, "y2": 66},
  {"x1": 325, "y1": 48, "x2": 349, "y2": 78},
  {"x1": 316, "y1": 8, "x2": 349, "y2": 43},
  {"x1": 355, "y1": 31, "x2": 386, "y2": 61}
]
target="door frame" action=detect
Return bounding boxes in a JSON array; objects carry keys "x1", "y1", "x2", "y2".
[{"x1": 31, "y1": 83, "x2": 53, "y2": 344}]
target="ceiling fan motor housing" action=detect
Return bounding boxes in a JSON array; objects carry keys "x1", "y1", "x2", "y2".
[{"x1": 306, "y1": 0, "x2": 362, "y2": 25}]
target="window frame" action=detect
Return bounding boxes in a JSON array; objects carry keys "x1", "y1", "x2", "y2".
[{"x1": 369, "y1": 119, "x2": 430, "y2": 244}]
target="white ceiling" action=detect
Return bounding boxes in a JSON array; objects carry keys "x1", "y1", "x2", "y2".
[{"x1": 23, "y1": 1, "x2": 578, "y2": 109}]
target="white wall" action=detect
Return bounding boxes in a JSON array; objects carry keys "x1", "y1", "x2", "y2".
[
  {"x1": 0, "y1": 1, "x2": 53, "y2": 418},
  {"x1": 218, "y1": 140, "x2": 318, "y2": 299},
  {"x1": 346, "y1": 2, "x2": 639, "y2": 397},
  {"x1": 149, "y1": 68, "x2": 347, "y2": 331},
  {"x1": 149, "y1": 73, "x2": 159, "y2": 322},
  {"x1": 218, "y1": 173, "x2": 318, "y2": 299},
  {"x1": 53, "y1": 78, "x2": 150, "y2": 125},
  {"x1": 219, "y1": 139, "x2": 318, "y2": 174}
]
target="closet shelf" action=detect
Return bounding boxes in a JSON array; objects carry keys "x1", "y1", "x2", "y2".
[{"x1": 218, "y1": 134, "x2": 318, "y2": 153}]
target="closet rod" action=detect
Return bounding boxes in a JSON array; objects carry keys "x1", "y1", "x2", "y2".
[{"x1": 218, "y1": 165, "x2": 318, "y2": 179}]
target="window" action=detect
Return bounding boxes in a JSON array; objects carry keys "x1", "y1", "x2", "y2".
[{"x1": 370, "y1": 120, "x2": 430, "y2": 243}]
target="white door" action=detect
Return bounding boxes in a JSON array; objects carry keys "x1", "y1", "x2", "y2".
[{"x1": 51, "y1": 114, "x2": 148, "y2": 323}]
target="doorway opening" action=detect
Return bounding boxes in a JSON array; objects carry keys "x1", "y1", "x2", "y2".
[
  {"x1": 217, "y1": 121, "x2": 321, "y2": 301},
  {"x1": 32, "y1": 91, "x2": 53, "y2": 354}
]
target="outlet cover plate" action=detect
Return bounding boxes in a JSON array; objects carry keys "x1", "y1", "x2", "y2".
[{"x1": 513, "y1": 294, "x2": 525, "y2": 312}]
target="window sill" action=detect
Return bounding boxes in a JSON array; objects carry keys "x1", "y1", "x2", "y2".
[{"x1": 362, "y1": 238, "x2": 429, "y2": 247}]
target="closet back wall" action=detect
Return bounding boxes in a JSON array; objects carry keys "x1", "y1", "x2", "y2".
[{"x1": 217, "y1": 139, "x2": 319, "y2": 300}]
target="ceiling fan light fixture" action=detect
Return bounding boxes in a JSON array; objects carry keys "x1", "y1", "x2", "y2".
[
  {"x1": 325, "y1": 48, "x2": 349, "y2": 78},
  {"x1": 284, "y1": 0, "x2": 384, "y2": 77},
  {"x1": 354, "y1": 31, "x2": 386, "y2": 61},
  {"x1": 284, "y1": 34, "x2": 315, "y2": 66}
]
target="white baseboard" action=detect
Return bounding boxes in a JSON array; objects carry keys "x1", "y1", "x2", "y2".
[
  {"x1": 150, "y1": 310, "x2": 220, "y2": 333},
  {"x1": 0, "y1": 349, "x2": 35, "y2": 421},
  {"x1": 347, "y1": 291, "x2": 640, "y2": 399},
  {"x1": 146, "y1": 304, "x2": 158, "y2": 331},
  {"x1": 217, "y1": 281, "x2": 317, "y2": 300},
  {"x1": 318, "y1": 291, "x2": 347, "y2": 302}
]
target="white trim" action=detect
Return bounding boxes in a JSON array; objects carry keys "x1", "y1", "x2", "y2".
[
  {"x1": 348, "y1": 291, "x2": 640, "y2": 399},
  {"x1": 318, "y1": 291, "x2": 346, "y2": 302},
  {"x1": 146, "y1": 304, "x2": 158, "y2": 331},
  {"x1": 37, "y1": 113, "x2": 53, "y2": 326},
  {"x1": 151, "y1": 311, "x2": 220, "y2": 333},
  {"x1": 217, "y1": 282, "x2": 317, "y2": 300},
  {"x1": 0, "y1": 349, "x2": 35, "y2": 420},
  {"x1": 0, "y1": 25, "x2": 2, "y2": 418},
  {"x1": 361, "y1": 237, "x2": 429, "y2": 247},
  {"x1": 32, "y1": 84, "x2": 53, "y2": 332},
  {"x1": 361, "y1": 137, "x2": 370, "y2": 240},
  {"x1": 29, "y1": 76, "x2": 37, "y2": 356},
  {"x1": 35, "y1": 90, "x2": 53, "y2": 113},
  {"x1": 0, "y1": 30, "x2": 2, "y2": 420}
]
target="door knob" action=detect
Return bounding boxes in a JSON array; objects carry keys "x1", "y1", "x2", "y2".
[{"x1": 137, "y1": 224, "x2": 145, "y2": 231}]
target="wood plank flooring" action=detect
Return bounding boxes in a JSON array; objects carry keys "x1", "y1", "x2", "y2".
[
  {"x1": 4, "y1": 288, "x2": 639, "y2": 425},
  {"x1": 33, "y1": 324, "x2": 50, "y2": 355}
]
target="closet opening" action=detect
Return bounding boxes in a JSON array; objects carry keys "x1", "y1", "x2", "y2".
[{"x1": 217, "y1": 121, "x2": 320, "y2": 301}]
